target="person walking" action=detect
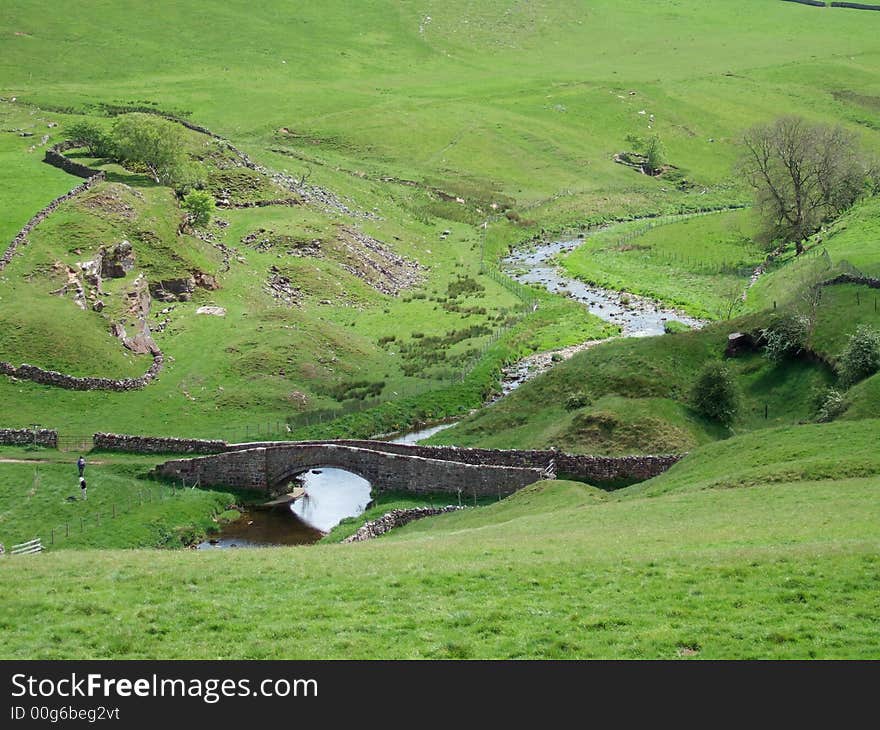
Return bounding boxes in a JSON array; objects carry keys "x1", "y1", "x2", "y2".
[
  {"x1": 77, "y1": 456, "x2": 86, "y2": 478},
  {"x1": 79, "y1": 476, "x2": 87, "y2": 501}
]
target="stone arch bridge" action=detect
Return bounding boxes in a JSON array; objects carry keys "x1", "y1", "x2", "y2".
[{"x1": 152, "y1": 440, "x2": 681, "y2": 498}]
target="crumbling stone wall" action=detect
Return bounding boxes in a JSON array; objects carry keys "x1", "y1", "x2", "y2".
[{"x1": 343, "y1": 506, "x2": 465, "y2": 543}]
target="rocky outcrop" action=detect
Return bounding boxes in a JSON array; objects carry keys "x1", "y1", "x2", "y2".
[
  {"x1": 342, "y1": 506, "x2": 465, "y2": 543},
  {"x1": 100, "y1": 240, "x2": 135, "y2": 278},
  {"x1": 264, "y1": 267, "x2": 301, "y2": 305},
  {"x1": 149, "y1": 276, "x2": 195, "y2": 302},
  {"x1": 148, "y1": 271, "x2": 218, "y2": 302},
  {"x1": 215, "y1": 198, "x2": 301, "y2": 209},
  {"x1": 335, "y1": 226, "x2": 425, "y2": 296}
]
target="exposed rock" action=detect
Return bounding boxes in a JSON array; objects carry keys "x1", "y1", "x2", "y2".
[
  {"x1": 193, "y1": 271, "x2": 219, "y2": 290},
  {"x1": 334, "y1": 226, "x2": 425, "y2": 296},
  {"x1": 149, "y1": 276, "x2": 195, "y2": 302},
  {"x1": 725, "y1": 332, "x2": 755, "y2": 358},
  {"x1": 100, "y1": 240, "x2": 135, "y2": 278},
  {"x1": 196, "y1": 305, "x2": 227, "y2": 316}
]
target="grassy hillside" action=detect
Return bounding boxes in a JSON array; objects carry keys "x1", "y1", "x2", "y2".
[
  {"x1": 0, "y1": 448, "x2": 240, "y2": 548},
  {"x1": 1, "y1": 463, "x2": 877, "y2": 659},
  {"x1": 3, "y1": 0, "x2": 880, "y2": 439}
]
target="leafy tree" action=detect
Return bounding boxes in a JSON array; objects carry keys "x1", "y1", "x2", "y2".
[
  {"x1": 64, "y1": 120, "x2": 113, "y2": 157},
  {"x1": 111, "y1": 113, "x2": 189, "y2": 186},
  {"x1": 838, "y1": 325, "x2": 880, "y2": 388},
  {"x1": 739, "y1": 116, "x2": 868, "y2": 254},
  {"x1": 761, "y1": 313, "x2": 811, "y2": 362},
  {"x1": 691, "y1": 361, "x2": 739, "y2": 426},
  {"x1": 625, "y1": 133, "x2": 665, "y2": 175},
  {"x1": 182, "y1": 190, "x2": 215, "y2": 228}
]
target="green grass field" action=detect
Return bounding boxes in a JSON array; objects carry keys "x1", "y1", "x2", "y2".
[
  {"x1": 2, "y1": 0, "x2": 880, "y2": 660},
  {"x1": 2, "y1": 442, "x2": 878, "y2": 658}
]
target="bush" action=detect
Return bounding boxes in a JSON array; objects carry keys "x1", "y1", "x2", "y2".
[
  {"x1": 181, "y1": 190, "x2": 215, "y2": 228},
  {"x1": 64, "y1": 120, "x2": 114, "y2": 157},
  {"x1": 812, "y1": 387, "x2": 848, "y2": 423},
  {"x1": 565, "y1": 391, "x2": 591, "y2": 411},
  {"x1": 761, "y1": 314, "x2": 811, "y2": 362},
  {"x1": 838, "y1": 325, "x2": 880, "y2": 387},
  {"x1": 691, "y1": 362, "x2": 739, "y2": 426}
]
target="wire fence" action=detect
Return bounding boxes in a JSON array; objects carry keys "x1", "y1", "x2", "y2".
[{"x1": 3, "y1": 478, "x2": 196, "y2": 552}]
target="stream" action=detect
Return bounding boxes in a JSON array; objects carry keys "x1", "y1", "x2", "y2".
[{"x1": 198, "y1": 228, "x2": 702, "y2": 549}]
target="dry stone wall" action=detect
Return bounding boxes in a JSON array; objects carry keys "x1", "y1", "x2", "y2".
[
  {"x1": 0, "y1": 428, "x2": 57, "y2": 448},
  {"x1": 1, "y1": 143, "x2": 165, "y2": 391},
  {"x1": 820, "y1": 273, "x2": 880, "y2": 289},
  {"x1": 1, "y1": 143, "x2": 105, "y2": 274},
  {"x1": 93, "y1": 432, "x2": 226, "y2": 454},
  {"x1": 342, "y1": 506, "x2": 465, "y2": 543},
  {"x1": 0, "y1": 355, "x2": 163, "y2": 391}
]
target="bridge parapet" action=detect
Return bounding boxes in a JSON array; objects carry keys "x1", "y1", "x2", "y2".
[{"x1": 153, "y1": 443, "x2": 545, "y2": 497}]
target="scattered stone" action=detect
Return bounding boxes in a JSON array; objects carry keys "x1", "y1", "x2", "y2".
[
  {"x1": 264, "y1": 266, "x2": 301, "y2": 306},
  {"x1": 196, "y1": 305, "x2": 227, "y2": 317}
]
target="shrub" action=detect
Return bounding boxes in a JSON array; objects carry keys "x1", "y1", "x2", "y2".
[
  {"x1": 565, "y1": 391, "x2": 591, "y2": 411},
  {"x1": 813, "y1": 387, "x2": 848, "y2": 423},
  {"x1": 838, "y1": 325, "x2": 880, "y2": 387},
  {"x1": 760, "y1": 314, "x2": 811, "y2": 362},
  {"x1": 181, "y1": 190, "x2": 215, "y2": 228},
  {"x1": 691, "y1": 362, "x2": 739, "y2": 425},
  {"x1": 64, "y1": 120, "x2": 114, "y2": 157}
]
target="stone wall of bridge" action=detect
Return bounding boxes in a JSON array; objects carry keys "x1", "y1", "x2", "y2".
[
  {"x1": 228, "y1": 440, "x2": 681, "y2": 485},
  {"x1": 154, "y1": 443, "x2": 545, "y2": 497}
]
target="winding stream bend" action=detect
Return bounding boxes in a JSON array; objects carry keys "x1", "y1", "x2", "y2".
[
  {"x1": 502, "y1": 237, "x2": 703, "y2": 337},
  {"x1": 200, "y1": 228, "x2": 705, "y2": 548}
]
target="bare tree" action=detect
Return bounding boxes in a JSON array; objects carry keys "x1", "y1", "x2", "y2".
[{"x1": 739, "y1": 117, "x2": 867, "y2": 254}]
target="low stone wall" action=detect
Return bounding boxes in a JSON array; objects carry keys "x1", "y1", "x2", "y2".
[
  {"x1": 342, "y1": 506, "x2": 465, "y2": 543},
  {"x1": 821, "y1": 273, "x2": 880, "y2": 289},
  {"x1": 43, "y1": 141, "x2": 103, "y2": 178},
  {"x1": 0, "y1": 354, "x2": 163, "y2": 391},
  {"x1": 0, "y1": 428, "x2": 58, "y2": 448},
  {"x1": 0, "y1": 162, "x2": 105, "y2": 273},
  {"x1": 831, "y1": 2, "x2": 880, "y2": 10},
  {"x1": 93, "y1": 432, "x2": 227, "y2": 454}
]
